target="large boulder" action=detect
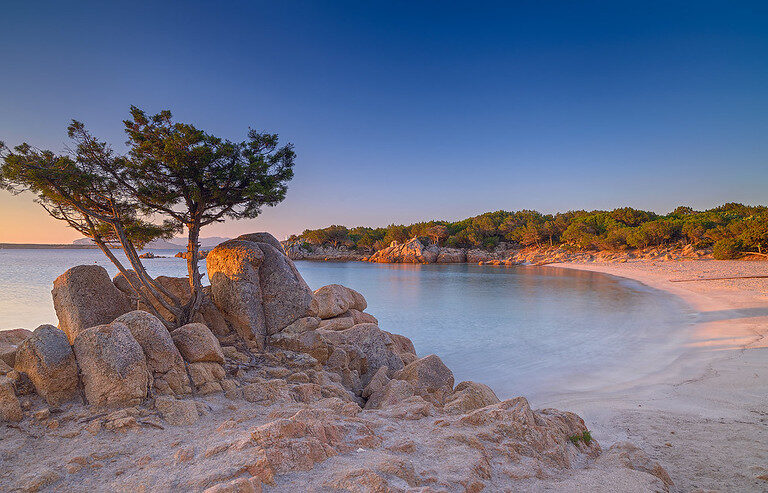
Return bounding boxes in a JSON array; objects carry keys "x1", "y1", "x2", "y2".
[
  {"x1": 319, "y1": 323, "x2": 404, "y2": 382},
  {"x1": 445, "y1": 381, "x2": 500, "y2": 414},
  {"x1": 235, "y1": 232, "x2": 286, "y2": 254},
  {"x1": 72, "y1": 322, "x2": 149, "y2": 407},
  {"x1": 114, "y1": 311, "x2": 191, "y2": 395},
  {"x1": 393, "y1": 354, "x2": 454, "y2": 404},
  {"x1": 0, "y1": 328, "x2": 33, "y2": 367},
  {"x1": 364, "y1": 379, "x2": 417, "y2": 409},
  {"x1": 257, "y1": 242, "x2": 315, "y2": 335},
  {"x1": 52, "y1": 265, "x2": 131, "y2": 344},
  {"x1": 171, "y1": 323, "x2": 224, "y2": 363},
  {"x1": 367, "y1": 237, "x2": 439, "y2": 264},
  {"x1": 14, "y1": 325, "x2": 79, "y2": 406},
  {"x1": 312, "y1": 284, "x2": 367, "y2": 319},
  {"x1": 207, "y1": 234, "x2": 314, "y2": 348},
  {"x1": 206, "y1": 239, "x2": 267, "y2": 347}
]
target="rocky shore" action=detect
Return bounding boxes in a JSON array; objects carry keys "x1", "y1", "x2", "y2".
[
  {"x1": 282, "y1": 241, "x2": 367, "y2": 262},
  {"x1": 0, "y1": 233, "x2": 673, "y2": 492},
  {"x1": 285, "y1": 236, "x2": 715, "y2": 267}
]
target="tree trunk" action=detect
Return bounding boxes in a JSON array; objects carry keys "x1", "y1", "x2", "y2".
[
  {"x1": 180, "y1": 220, "x2": 204, "y2": 325},
  {"x1": 112, "y1": 223, "x2": 183, "y2": 321},
  {"x1": 93, "y1": 239, "x2": 175, "y2": 329}
]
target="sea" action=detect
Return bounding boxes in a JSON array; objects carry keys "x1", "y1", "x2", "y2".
[{"x1": 0, "y1": 248, "x2": 692, "y2": 404}]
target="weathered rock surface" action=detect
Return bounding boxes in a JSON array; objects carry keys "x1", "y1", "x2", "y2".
[
  {"x1": 281, "y1": 317, "x2": 320, "y2": 334},
  {"x1": 318, "y1": 316, "x2": 355, "y2": 332},
  {"x1": 14, "y1": 325, "x2": 79, "y2": 406},
  {"x1": 52, "y1": 265, "x2": 131, "y2": 344},
  {"x1": 172, "y1": 323, "x2": 225, "y2": 363},
  {"x1": 364, "y1": 378, "x2": 417, "y2": 409},
  {"x1": 72, "y1": 322, "x2": 149, "y2": 407},
  {"x1": 0, "y1": 376, "x2": 22, "y2": 422},
  {"x1": 282, "y1": 241, "x2": 367, "y2": 261},
  {"x1": 320, "y1": 324, "x2": 404, "y2": 381},
  {"x1": 0, "y1": 328, "x2": 33, "y2": 367},
  {"x1": 207, "y1": 234, "x2": 314, "y2": 349},
  {"x1": 256, "y1": 241, "x2": 315, "y2": 335},
  {"x1": 114, "y1": 311, "x2": 191, "y2": 395},
  {"x1": 362, "y1": 366, "x2": 390, "y2": 399},
  {"x1": 436, "y1": 247, "x2": 467, "y2": 263},
  {"x1": 312, "y1": 284, "x2": 367, "y2": 319},
  {"x1": 207, "y1": 239, "x2": 267, "y2": 347},
  {"x1": 188, "y1": 361, "x2": 226, "y2": 394},
  {"x1": 367, "y1": 238, "x2": 439, "y2": 264},
  {"x1": 235, "y1": 232, "x2": 286, "y2": 254},
  {"x1": 393, "y1": 354, "x2": 454, "y2": 404},
  {"x1": 384, "y1": 331, "x2": 418, "y2": 364},
  {"x1": 155, "y1": 395, "x2": 199, "y2": 425},
  {"x1": 596, "y1": 441, "x2": 674, "y2": 487},
  {"x1": 112, "y1": 269, "x2": 142, "y2": 306},
  {"x1": 121, "y1": 274, "x2": 230, "y2": 337},
  {"x1": 445, "y1": 380, "x2": 500, "y2": 414}
]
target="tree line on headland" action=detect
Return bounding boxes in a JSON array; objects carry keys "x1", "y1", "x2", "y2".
[{"x1": 290, "y1": 203, "x2": 768, "y2": 260}]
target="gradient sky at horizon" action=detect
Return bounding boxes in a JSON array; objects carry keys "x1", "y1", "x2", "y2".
[{"x1": 1, "y1": 1, "x2": 767, "y2": 243}]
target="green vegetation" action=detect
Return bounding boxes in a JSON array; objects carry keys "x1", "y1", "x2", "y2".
[
  {"x1": 1, "y1": 107, "x2": 294, "y2": 327},
  {"x1": 289, "y1": 203, "x2": 768, "y2": 259},
  {"x1": 568, "y1": 430, "x2": 593, "y2": 446}
]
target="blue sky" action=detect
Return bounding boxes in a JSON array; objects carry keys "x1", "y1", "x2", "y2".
[{"x1": 1, "y1": 1, "x2": 766, "y2": 242}]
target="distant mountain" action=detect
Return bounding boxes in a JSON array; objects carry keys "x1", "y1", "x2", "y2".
[{"x1": 72, "y1": 236, "x2": 230, "y2": 250}]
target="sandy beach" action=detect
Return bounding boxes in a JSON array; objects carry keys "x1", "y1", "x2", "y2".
[{"x1": 543, "y1": 260, "x2": 768, "y2": 492}]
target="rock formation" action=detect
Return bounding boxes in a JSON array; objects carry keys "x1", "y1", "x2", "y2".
[
  {"x1": 52, "y1": 265, "x2": 132, "y2": 344},
  {"x1": 0, "y1": 328, "x2": 32, "y2": 367},
  {"x1": 282, "y1": 240, "x2": 367, "y2": 261},
  {"x1": 72, "y1": 322, "x2": 149, "y2": 407},
  {"x1": 115, "y1": 311, "x2": 191, "y2": 395},
  {"x1": 367, "y1": 238, "x2": 439, "y2": 263},
  {"x1": 207, "y1": 234, "x2": 314, "y2": 349},
  {"x1": 171, "y1": 323, "x2": 225, "y2": 363},
  {"x1": 14, "y1": 325, "x2": 79, "y2": 406}
]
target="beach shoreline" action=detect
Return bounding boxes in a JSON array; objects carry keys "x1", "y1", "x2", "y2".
[{"x1": 541, "y1": 259, "x2": 768, "y2": 492}]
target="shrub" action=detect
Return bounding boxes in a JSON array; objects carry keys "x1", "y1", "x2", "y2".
[{"x1": 713, "y1": 238, "x2": 742, "y2": 259}]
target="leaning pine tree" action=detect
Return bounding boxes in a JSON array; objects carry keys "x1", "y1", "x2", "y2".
[{"x1": 0, "y1": 106, "x2": 295, "y2": 328}]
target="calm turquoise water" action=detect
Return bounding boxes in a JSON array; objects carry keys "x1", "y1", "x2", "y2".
[{"x1": 0, "y1": 249, "x2": 691, "y2": 403}]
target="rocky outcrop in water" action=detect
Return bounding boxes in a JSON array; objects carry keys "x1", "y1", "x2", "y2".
[
  {"x1": 358, "y1": 236, "x2": 713, "y2": 266},
  {"x1": 367, "y1": 238, "x2": 439, "y2": 263},
  {"x1": 282, "y1": 240, "x2": 368, "y2": 261},
  {"x1": 0, "y1": 231, "x2": 673, "y2": 492}
]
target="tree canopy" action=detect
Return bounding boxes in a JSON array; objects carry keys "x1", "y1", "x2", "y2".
[
  {"x1": 1, "y1": 107, "x2": 295, "y2": 326},
  {"x1": 289, "y1": 204, "x2": 768, "y2": 260}
]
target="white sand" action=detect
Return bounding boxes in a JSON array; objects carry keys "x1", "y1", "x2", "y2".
[{"x1": 542, "y1": 260, "x2": 768, "y2": 492}]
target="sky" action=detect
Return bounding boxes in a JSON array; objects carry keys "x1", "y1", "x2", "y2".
[{"x1": 1, "y1": 1, "x2": 767, "y2": 243}]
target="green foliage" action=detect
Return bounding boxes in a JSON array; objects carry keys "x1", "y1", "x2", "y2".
[
  {"x1": 568, "y1": 430, "x2": 592, "y2": 446},
  {"x1": 291, "y1": 204, "x2": 768, "y2": 254},
  {"x1": 713, "y1": 238, "x2": 742, "y2": 259},
  {"x1": 1, "y1": 107, "x2": 295, "y2": 326}
]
